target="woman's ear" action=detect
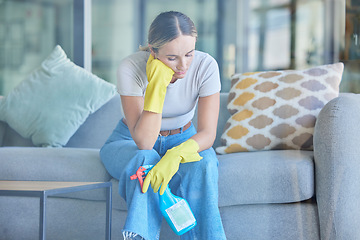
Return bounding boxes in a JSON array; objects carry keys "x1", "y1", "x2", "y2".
[{"x1": 148, "y1": 45, "x2": 156, "y2": 57}]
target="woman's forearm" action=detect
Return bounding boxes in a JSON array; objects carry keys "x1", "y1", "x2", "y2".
[
  {"x1": 131, "y1": 111, "x2": 162, "y2": 149},
  {"x1": 190, "y1": 130, "x2": 217, "y2": 152},
  {"x1": 193, "y1": 93, "x2": 220, "y2": 152},
  {"x1": 121, "y1": 95, "x2": 162, "y2": 150}
]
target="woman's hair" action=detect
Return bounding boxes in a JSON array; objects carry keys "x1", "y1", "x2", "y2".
[{"x1": 140, "y1": 11, "x2": 197, "y2": 52}]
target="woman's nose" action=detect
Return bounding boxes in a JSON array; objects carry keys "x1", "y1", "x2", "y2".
[{"x1": 177, "y1": 58, "x2": 187, "y2": 70}]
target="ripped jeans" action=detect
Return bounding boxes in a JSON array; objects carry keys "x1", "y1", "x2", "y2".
[{"x1": 100, "y1": 119, "x2": 226, "y2": 240}]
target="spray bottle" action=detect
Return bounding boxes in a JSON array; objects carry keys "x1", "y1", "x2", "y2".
[{"x1": 130, "y1": 165, "x2": 197, "y2": 235}]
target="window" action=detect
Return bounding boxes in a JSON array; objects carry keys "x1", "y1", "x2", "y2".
[
  {"x1": 0, "y1": 0, "x2": 74, "y2": 95},
  {"x1": 341, "y1": 0, "x2": 360, "y2": 92},
  {"x1": 91, "y1": 0, "x2": 217, "y2": 87},
  {"x1": 1, "y1": 0, "x2": 354, "y2": 96},
  {"x1": 91, "y1": 0, "x2": 348, "y2": 93}
]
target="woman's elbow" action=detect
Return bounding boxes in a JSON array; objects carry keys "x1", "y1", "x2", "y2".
[
  {"x1": 134, "y1": 138, "x2": 156, "y2": 150},
  {"x1": 136, "y1": 143, "x2": 154, "y2": 150}
]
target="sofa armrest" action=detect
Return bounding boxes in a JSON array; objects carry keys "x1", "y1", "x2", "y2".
[{"x1": 314, "y1": 93, "x2": 360, "y2": 239}]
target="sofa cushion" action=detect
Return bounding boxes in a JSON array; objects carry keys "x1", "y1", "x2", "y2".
[
  {"x1": 110, "y1": 150, "x2": 315, "y2": 211},
  {"x1": 217, "y1": 150, "x2": 314, "y2": 206},
  {"x1": 0, "y1": 45, "x2": 117, "y2": 147},
  {"x1": 0, "y1": 147, "x2": 112, "y2": 201},
  {"x1": 216, "y1": 63, "x2": 343, "y2": 154}
]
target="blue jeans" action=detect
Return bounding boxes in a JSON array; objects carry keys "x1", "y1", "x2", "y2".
[{"x1": 100, "y1": 119, "x2": 226, "y2": 240}]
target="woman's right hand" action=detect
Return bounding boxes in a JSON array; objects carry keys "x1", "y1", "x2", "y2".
[
  {"x1": 120, "y1": 55, "x2": 173, "y2": 150},
  {"x1": 143, "y1": 54, "x2": 174, "y2": 114}
]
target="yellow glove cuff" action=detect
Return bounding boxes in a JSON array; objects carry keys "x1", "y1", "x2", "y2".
[
  {"x1": 172, "y1": 139, "x2": 203, "y2": 163},
  {"x1": 143, "y1": 83, "x2": 167, "y2": 113}
]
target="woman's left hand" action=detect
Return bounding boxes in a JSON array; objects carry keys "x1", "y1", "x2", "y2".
[{"x1": 142, "y1": 139, "x2": 202, "y2": 195}]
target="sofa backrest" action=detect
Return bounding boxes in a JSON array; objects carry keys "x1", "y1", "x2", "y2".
[
  {"x1": 1, "y1": 121, "x2": 34, "y2": 147},
  {"x1": 65, "y1": 94, "x2": 123, "y2": 148},
  {"x1": 0, "y1": 93, "x2": 230, "y2": 149},
  {"x1": 0, "y1": 120, "x2": 5, "y2": 146}
]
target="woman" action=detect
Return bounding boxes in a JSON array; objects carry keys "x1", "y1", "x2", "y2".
[{"x1": 100, "y1": 11, "x2": 226, "y2": 240}]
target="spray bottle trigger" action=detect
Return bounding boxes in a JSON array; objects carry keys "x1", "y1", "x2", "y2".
[{"x1": 130, "y1": 165, "x2": 154, "y2": 189}]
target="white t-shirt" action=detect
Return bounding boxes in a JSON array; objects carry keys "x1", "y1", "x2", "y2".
[{"x1": 117, "y1": 50, "x2": 221, "y2": 130}]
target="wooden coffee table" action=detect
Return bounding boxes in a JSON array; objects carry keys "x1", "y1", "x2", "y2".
[{"x1": 0, "y1": 181, "x2": 112, "y2": 240}]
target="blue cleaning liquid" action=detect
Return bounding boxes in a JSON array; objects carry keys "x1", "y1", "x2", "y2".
[
  {"x1": 130, "y1": 165, "x2": 197, "y2": 235},
  {"x1": 159, "y1": 186, "x2": 197, "y2": 235}
]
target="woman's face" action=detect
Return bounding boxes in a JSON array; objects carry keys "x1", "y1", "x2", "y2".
[{"x1": 151, "y1": 35, "x2": 196, "y2": 81}]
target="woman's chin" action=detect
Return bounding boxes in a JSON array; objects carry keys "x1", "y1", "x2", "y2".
[{"x1": 175, "y1": 73, "x2": 186, "y2": 79}]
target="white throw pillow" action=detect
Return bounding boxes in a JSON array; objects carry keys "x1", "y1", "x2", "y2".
[{"x1": 0, "y1": 45, "x2": 117, "y2": 147}]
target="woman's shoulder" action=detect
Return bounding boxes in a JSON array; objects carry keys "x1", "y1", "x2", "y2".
[
  {"x1": 117, "y1": 51, "x2": 149, "y2": 82},
  {"x1": 119, "y1": 51, "x2": 150, "y2": 67},
  {"x1": 193, "y1": 50, "x2": 219, "y2": 72},
  {"x1": 117, "y1": 51, "x2": 149, "y2": 96},
  {"x1": 194, "y1": 50, "x2": 218, "y2": 65}
]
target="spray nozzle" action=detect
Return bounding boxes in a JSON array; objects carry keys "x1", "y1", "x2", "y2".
[{"x1": 130, "y1": 165, "x2": 154, "y2": 189}]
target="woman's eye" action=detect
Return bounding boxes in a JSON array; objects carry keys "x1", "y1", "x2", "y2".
[
  {"x1": 168, "y1": 58, "x2": 176, "y2": 61},
  {"x1": 186, "y1": 54, "x2": 193, "y2": 58}
]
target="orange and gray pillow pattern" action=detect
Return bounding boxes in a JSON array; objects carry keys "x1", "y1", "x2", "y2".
[{"x1": 216, "y1": 62, "x2": 344, "y2": 154}]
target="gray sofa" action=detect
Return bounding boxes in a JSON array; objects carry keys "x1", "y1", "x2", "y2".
[{"x1": 0, "y1": 92, "x2": 359, "y2": 240}]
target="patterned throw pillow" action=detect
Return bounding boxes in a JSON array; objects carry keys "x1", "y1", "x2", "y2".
[{"x1": 216, "y1": 63, "x2": 344, "y2": 154}]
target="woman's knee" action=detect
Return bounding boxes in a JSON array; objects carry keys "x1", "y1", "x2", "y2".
[
  {"x1": 199, "y1": 147, "x2": 219, "y2": 168},
  {"x1": 132, "y1": 149, "x2": 161, "y2": 166},
  {"x1": 178, "y1": 148, "x2": 218, "y2": 179},
  {"x1": 100, "y1": 141, "x2": 160, "y2": 179},
  {"x1": 100, "y1": 140, "x2": 137, "y2": 165}
]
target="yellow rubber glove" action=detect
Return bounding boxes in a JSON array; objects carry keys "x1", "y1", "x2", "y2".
[
  {"x1": 143, "y1": 54, "x2": 174, "y2": 113},
  {"x1": 142, "y1": 139, "x2": 203, "y2": 195}
]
